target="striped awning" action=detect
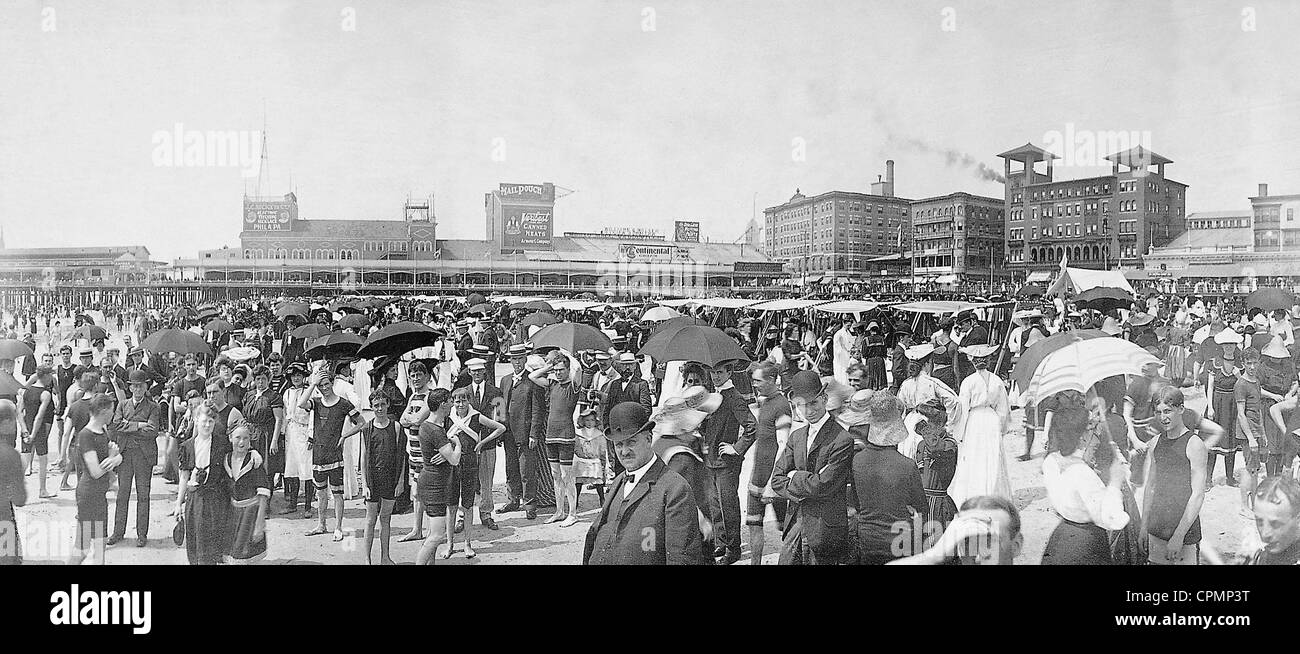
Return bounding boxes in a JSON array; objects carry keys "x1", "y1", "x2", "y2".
[{"x1": 1025, "y1": 270, "x2": 1053, "y2": 283}]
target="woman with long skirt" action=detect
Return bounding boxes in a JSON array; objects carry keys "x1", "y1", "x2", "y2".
[
  {"x1": 177, "y1": 404, "x2": 233, "y2": 565},
  {"x1": 224, "y1": 425, "x2": 269, "y2": 564},
  {"x1": 947, "y1": 344, "x2": 1012, "y2": 507},
  {"x1": 1041, "y1": 400, "x2": 1130, "y2": 565}
]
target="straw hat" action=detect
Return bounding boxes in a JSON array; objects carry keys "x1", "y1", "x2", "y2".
[
  {"x1": 959, "y1": 343, "x2": 1000, "y2": 359},
  {"x1": 654, "y1": 387, "x2": 721, "y2": 436},
  {"x1": 863, "y1": 393, "x2": 907, "y2": 446},
  {"x1": 836, "y1": 389, "x2": 875, "y2": 427},
  {"x1": 226, "y1": 346, "x2": 260, "y2": 362},
  {"x1": 1262, "y1": 338, "x2": 1291, "y2": 360},
  {"x1": 1101, "y1": 316, "x2": 1122, "y2": 335},
  {"x1": 905, "y1": 343, "x2": 936, "y2": 361},
  {"x1": 1129, "y1": 312, "x2": 1155, "y2": 327},
  {"x1": 1214, "y1": 328, "x2": 1243, "y2": 345}
]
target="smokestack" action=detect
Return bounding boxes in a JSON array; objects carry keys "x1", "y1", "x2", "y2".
[
  {"x1": 886, "y1": 160, "x2": 895, "y2": 184},
  {"x1": 1259, "y1": 183, "x2": 1269, "y2": 198}
]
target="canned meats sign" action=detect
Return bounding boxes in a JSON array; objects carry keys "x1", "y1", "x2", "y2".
[{"x1": 503, "y1": 207, "x2": 553, "y2": 248}]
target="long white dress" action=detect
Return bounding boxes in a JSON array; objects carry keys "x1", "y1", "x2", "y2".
[
  {"x1": 947, "y1": 369, "x2": 1013, "y2": 507},
  {"x1": 896, "y1": 372, "x2": 962, "y2": 460},
  {"x1": 832, "y1": 326, "x2": 855, "y2": 385},
  {"x1": 281, "y1": 385, "x2": 313, "y2": 481}
]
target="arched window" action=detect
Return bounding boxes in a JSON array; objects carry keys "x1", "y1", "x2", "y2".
[{"x1": 243, "y1": 249, "x2": 253, "y2": 259}]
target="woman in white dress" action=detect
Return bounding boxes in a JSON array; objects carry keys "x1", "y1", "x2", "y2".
[
  {"x1": 896, "y1": 343, "x2": 962, "y2": 459},
  {"x1": 948, "y1": 343, "x2": 1013, "y2": 507},
  {"x1": 280, "y1": 363, "x2": 315, "y2": 516}
]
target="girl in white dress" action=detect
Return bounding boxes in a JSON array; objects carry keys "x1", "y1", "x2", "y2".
[
  {"x1": 281, "y1": 363, "x2": 315, "y2": 516},
  {"x1": 948, "y1": 344, "x2": 1013, "y2": 507},
  {"x1": 896, "y1": 343, "x2": 962, "y2": 460}
]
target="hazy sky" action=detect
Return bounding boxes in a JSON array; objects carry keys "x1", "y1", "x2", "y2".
[{"x1": 3, "y1": 0, "x2": 1298, "y2": 261}]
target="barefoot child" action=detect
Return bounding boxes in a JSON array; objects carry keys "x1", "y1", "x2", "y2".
[
  {"x1": 345, "y1": 391, "x2": 403, "y2": 565},
  {"x1": 574, "y1": 407, "x2": 608, "y2": 505}
]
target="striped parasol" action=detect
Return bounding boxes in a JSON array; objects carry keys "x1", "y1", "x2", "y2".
[{"x1": 1022, "y1": 337, "x2": 1162, "y2": 403}]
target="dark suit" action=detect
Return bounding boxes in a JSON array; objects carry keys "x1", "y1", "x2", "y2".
[
  {"x1": 890, "y1": 345, "x2": 908, "y2": 393},
  {"x1": 109, "y1": 396, "x2": 163, "y2": 540},
  {"x1": 467, "y1": 378, "x2": 504, "y2": 515},
  {"x1": 600, "y1": 373, "x2": 652, "y2": 475},
  {"x1": 499, "y1": 371, "x2": 544, "y2": 508},
  {"x1": 583, "y1": 458, "x2": 705, "y2": 565},
  {"x1": 769, "y1": 415, "x2": 854, "y2": 565},
  {"x1": 700, "y1": 385, "x2": 757, "y2": 558}
]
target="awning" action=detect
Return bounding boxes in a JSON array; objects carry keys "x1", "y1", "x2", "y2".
[
  {"x1": 1174, "y1": 264, "x2": 1251, "y2": 278},
  {"x1": 806, "y1": 275, "x2": 825, "y2": 283},
  {"x1": 934, "y1": 274, "x2": 959, "y2": 284},
  {"x1": 812, "y1": 300, "x2": 882, "y2": 315},
  {"x1": 748, "y1": 299, "x2": 830, "y2": 311},
  {"x1": 835, "y1": 276, "x2": 851, "y2": 284},
  {"x1": 1124, "y1": 269, "x2": 1152, "y2": 281},
  {"x1": 1025, "y1": 270, "x2": 1053, "y2": 283},
  {"x1": 893, "y1": 300, "x2": 1011, "y2": 314}
]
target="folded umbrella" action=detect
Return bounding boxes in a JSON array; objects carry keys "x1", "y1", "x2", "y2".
[
  {"x1": 638, "y1": 325, "x2": 750, "y2": 368},
  {"x1": 304, "y1": 333, "x2": 365, "y2": 361},
  {"x1": 530, "y1": 322, "x2": 613, "y2": 354},
  {"x1": 357, "y1": 321, "x2": 444, "y2": 360}
]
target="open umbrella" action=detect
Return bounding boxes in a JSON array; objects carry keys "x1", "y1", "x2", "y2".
[
  {"x1": 1023, "y1": 338, "x2": 1163, "y2": 404},
  {"x1": 638, "y1": 325, "x2": 749, "y2": 368},
  {"x1": 72, "y1": 324, "x2": 109, "y2": 341},
  {"x1": 574, "y1": 292, "x2": 597, "y2": 301},
  {"x1": 337, "y1": 313, "x2": 371, "y2": 331},
  {"x1": 329, "y1": 300, "x2": 366, "y2": 315},
  {"x1": 142, "y1": 328, "x2": 211, "y2": 356},
  {"x1": 0, "y1": 340, "x2": 35, "y2": 360},
  {"x1": 415, "y1": 302, "x2": 441, "y2": 313},
  {"x1": 275, "y1": 302, "x2": 310, "y2": 320},
  {"x1": 1015, "y1": 284, "x2": 1046, "y2": 299},
  {"x1": 1008, "y1": 329, "x2": 1109, "y2": 393},
  {"x1": 641, "y1": 306, "x2": 684, "y2": 322},
  {"x1": 650, "y1": 316, "x2": 707, "y2": 336},
  {"x1": 520, "y1": 312, "x2": 561, "y2": 328},
  {"x1": 75, "y1": 313, "x2": 96, "y2": 326},
  {"x1": 467, "y1": 303, "x2": 495, "y2": 316},
  {"x1": 304, "y1": 333, "x2": 365, "y2": 361},
  {"x1": 0, "y1": 373, "x2": 23, "y2": 397},
  {"x1": 467, "y1": 292, "x2": 487, "y2": 307},
  {"x1": 308, "y1": 306, "x2": 333, "y2": 322},
  {"x1": 1246, "y1": 287, "x2": 1295, "y2": 313},
  {"x1": 203, "y1": 318, "x2": 234, "y2": 333},
  {"x1": 530, "y1": 322, "x2": 613, "y2": 354},
  {"x1": 1073, "y1": 286, "x2": 1134, "y2": 313},
  {"x1": 512, "y1": 300, "x2": 554, "y2": 312},
  {"x1": 291, "y1": 324, "x2": 332, "y2": 341},
  {"x1": 356, "y1": 321, "x2": 444, "y2": 360}
]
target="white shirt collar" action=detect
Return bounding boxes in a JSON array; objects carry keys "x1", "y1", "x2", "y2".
[
  {"x1": 623, "y1": 457, "x2": 656, "y2": 497},
  {"x1": 808, "y1": 411, "x2": 831, "y2": 437},
  {"x1": 717, "y1": 379, "x2": 734, "y2": 391}
]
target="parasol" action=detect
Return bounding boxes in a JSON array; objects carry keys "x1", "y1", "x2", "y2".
[
  {"x1": 530, "y1": 322, "x2": 613, "y2": 354},
  {"x1": 520, "y1": 312, "x2": 561, "y2": 328},
  {"x1": 356, "y1": 321, "x2": 445, "y2": 360},
  {"x1": 1073, "y1": 286, "x2": 1134, "y2": 314},
  {"x1": 142, "y1": 328, "x2": 212, "y2": 356},
  {"x1": 304, "y1": 333, "x2": 365, "y2": 361},
  {"x1": 638, "y1": 325, "x2": 750, "y2": 368}
]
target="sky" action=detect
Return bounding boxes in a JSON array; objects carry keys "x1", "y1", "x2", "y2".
[{"x1": 2, "y1": 0, "x2": 1298, "y2": 261}]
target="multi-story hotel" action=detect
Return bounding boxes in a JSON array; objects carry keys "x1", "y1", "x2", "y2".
[
  {"x1": 907, "y1": 192, "x2": 1006, "y2": 291},
  {"x1": 763, "y1": 160, "x2": 912, "y2": 285},
  {"x1": 998, "y1": 143, "x2": 1188, "y2": 283}
]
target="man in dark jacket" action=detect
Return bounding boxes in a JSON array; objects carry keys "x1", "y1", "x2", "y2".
[
  {"x1": 770, "y1": 370, "x2": 855, "y2": 565},
  {"x1": 108, "y1": 370, "x2": 163, "y2": 547},
  {"x1": 498, "y1": 344, "x2": 544, "y2": 520},
  {"x1": 701, "y1": 362, "x2": 758, "y2": 565},
  {"x1": 600, "y1": 353, "x2": 652, "y2": 476},
  {"x1": 584, "y1": 402, "x2": 703, "y2": 565}
]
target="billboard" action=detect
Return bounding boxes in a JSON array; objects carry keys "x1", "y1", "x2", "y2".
[
  {"x1": 498, "y1": 183, "x2": 554, "y2": 203},
  {"x1": 503, "y1": 206, "x2": 553, "y2": 249},
  {"x1": 674, "y1": 220, "x2": 700, "y2": 243},
  {"x1": 620, "y1": 244, "x2": 675, "y2": 260},
  {"x1": 243, "y1": 200, "x2": 295, "y2": 231}
]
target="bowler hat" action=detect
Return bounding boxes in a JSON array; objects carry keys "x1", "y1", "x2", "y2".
[
  {"x1": 789, "y1": 370, "x2": 826, "y2": 401},
  {"x1": 605, "y1": 401, "x2": 655, "y2": 442},
  {"x1": 128, "y1": 369, "x2": 151, "y2": 385}
]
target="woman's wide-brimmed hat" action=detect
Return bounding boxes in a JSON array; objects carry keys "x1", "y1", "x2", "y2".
[
  {"x1": 864, "y1": 392, "x2": 907, "y2": 446},
  {"x1": 1261, "y1": 337, "x2": 1291, "y2": 359},
  {"x1": 1214, "y1": 328, "x2": 1244, "y2": 345},
  {"x1": 959, "y1": 343, "x2": 1000, "y2": 359},
  {"x1": 905, "y1": 343, "x2": 936, "y2": 361},
  {"x1": 836, "y1": 389, "x2": 875, "y2": 427},
  {"x1": 226, "y1": 346, "x2": 260, "y2": 362},
  {"x1": 654, "y1": 388, "x2": 719, "y2": 436}
]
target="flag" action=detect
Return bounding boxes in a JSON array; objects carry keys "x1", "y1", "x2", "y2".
[{"x1": 1059, "y1": 250, "x2": 1068, "y2": 270}]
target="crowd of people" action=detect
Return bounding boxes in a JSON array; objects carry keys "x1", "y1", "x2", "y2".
[{"x1": 2, "y1": 288, "x2": 1298, "y2": 566}]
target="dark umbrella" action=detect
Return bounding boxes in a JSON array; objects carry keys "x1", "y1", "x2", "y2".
[
  {"x1": 638, "y1": 325, "x2": 750, "y2": 367},
  {"x1": 142, "y1": 328, "x2": 211, "y2": 356},
  {"x1": 0, "y1": 339, "x2": 35, "y2": 360},
  {"x1": 1008, "y1": 329, "x2": 1109, "y2": 393},
  {"x1": 650, "y1": 316, "x2": 707, "y2": 336},
  {"x1": 467, "y1": 292, "x2": 487, "y2": 307},
  {"x1": 308, "y1": 306, "x2": 333, "y2": 322},
  {"x1": 530, "y1": 323, "x2": 613, "y2": 354},
  {"x1": 512, "y1": 300, "x2": 554, "y2": 312},
  {"x1": 356, "y1": 321, "x2": 444, "y2": 360},
  {"x1": 0, "y1": 373, "x2": 24, "y2": 397},
  {"x1": 467, "y1": 302, "x2": 495, "y2": 316},
  {"x1": 72, "y1": 324, "x2": 109, "y2": 341},
  {"x1": 520, "y1": 312, "x2": 561, "y2": 328},
  {"x1": 203, "y1": 319, "x2": 234, "y2": 333},
  {"x1": 275, "y1": 302, "x2": 310, "y2": 320},
  {"x1": 75, "y1": 314, "x2": 96, "y2": 325},
  {"x1": 1073, "y1": 286, "x2": 1134, "y2": 313},
  {"x1": 573, "y1": 292, "x2": 597, "y2": 301},
  {"x1": 304, "y1": 333, "x2": 365, "y2": 361},
  {"x1": 337, "y1": 313, "x2": 371, "y2": 331},
  {"x1": 1246, "y1": 288, "x2": 1295, "y2": 313},
  {"x1": 329, "y1": 300, "x2": 366, "y2": 315},
  {"x1": 291, "y1": 324, "x2": 332, "y2": 341},
  {"x1": 1015, "y1": 284, "x2": 1046, "y2": 299},
  {"x1": 415, "y1": 302, "x2": 441, "y2": 314}
]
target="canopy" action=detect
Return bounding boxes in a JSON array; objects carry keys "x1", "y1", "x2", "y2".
[
  {"x1": 811, "y1": 300, "x2": 882, "y2": 315},
  {"x1": 748, "y1": 299, "x2": 829, "y2": 311},
  {"x1": 1047, "y1": 267, "x2": 1135, "y2": 297},
  {"x1": 891, "y1": 300, "x2": 1003, "y2": 315},
  {"x1": 550, "y1": 300, "x2": 604, "y2": 311}
]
